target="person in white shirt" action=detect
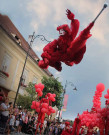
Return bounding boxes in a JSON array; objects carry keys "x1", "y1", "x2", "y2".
[
  {"x1": 15, "y1": 117, "x2": 20, "y2": 132},
  {"x1": 8, "y1": 113, "x2": 15, "y2": 134},
  {"x1": 0, "y1": 98, "x2": 11, "y2": 126},
  {"x1": 60, "y1": 122, "x2": 65, "y2": 129}
]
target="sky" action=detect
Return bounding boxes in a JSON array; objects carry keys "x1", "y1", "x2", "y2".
[{"x1": 1, "y1": 0, "x2": 109, "y2": 120}]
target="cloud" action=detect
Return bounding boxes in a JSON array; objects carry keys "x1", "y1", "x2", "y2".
[
  {"x1": 30, "y1": 21, "x2": 38, "y2": 32},
  {"x1": 27, "y1": 0, "x2": 52, "y2": 25},
  {"x1": 54, "y1": 71, "x2": 63, "y2": 82},
  {"x1": 26, "y1": 0, "x2": 109, "y2": 47},
  {"x1": 32, "y1": 42, "x2": 45, "y2": 52}
]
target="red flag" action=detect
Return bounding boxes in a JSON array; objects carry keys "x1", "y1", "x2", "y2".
[{"x1": 62, "y1": 94, "x2": 68, "y2": 111}]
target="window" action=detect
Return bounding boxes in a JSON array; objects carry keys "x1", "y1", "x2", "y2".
[
  {"x1": 32, "y1": 76, "x2": 37, "y2": 84},
  {"x1": 11, "y1": 33, "x2": 21, "y2": 45},
  {"x1": 1, "y1": 54, "x2": 11, "y2": 72},
  {"x1": 21, "y1": 69, "x2": 28, "y2": 86}
]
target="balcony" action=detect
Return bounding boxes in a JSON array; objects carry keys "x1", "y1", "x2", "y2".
[{"x1": 0, "y1": 70, "x2": 9, "y2": 79}]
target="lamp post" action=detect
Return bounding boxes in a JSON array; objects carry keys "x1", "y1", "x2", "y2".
[
  {"x1": 13, "y1": 32, "x2": 50, "y2": 107},
  {"x1": 58, "y1": 80, "x2": 77, "y2": 121}
]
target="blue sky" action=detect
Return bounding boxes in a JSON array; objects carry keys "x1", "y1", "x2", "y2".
[{"x1": 1, "y1": 0, "x2": 109, "y2": 120}]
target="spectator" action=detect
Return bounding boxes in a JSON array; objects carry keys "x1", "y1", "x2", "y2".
[
  {"x1": 27, "y1": 116, "x2": 36, "y2": 134},
  {"x1": 8, "y1": 113, "x2": 15, "y2": 135},
  {"x1": 49, "y1": 123, "x2": 54, "y2": 135},
  {"x1": 0, "y1": 89, "x2": 6, "y2": 103},
  {"x1": 44, "y1": 118, "x2": 51, "y2": 134},
  {"x1": 8, "y1": 102, "x2": 13, "y2": 114},
  {"x1": 13, "y1": 104, "x2": 19, "y2": 114},
  {"x1": 18, "y1": 113, "x2": 23, "y2": 134},
  {"x1": 23, "y1": 113, "x2": 28, "y2": 133},
  {"x1": 0, "y1": 97, "x2": 11, "y2": 126},
  {"x1": 60, "y1": 121, "x2": 65, "y2": 130},
  {"x1": 15, "y1": 117, "x2": 19, "y2": 132},
  {"x1": 43, "y1": 117, "x2": 47, "y2": 133},
  {"x1": 53, "y1": 122, "x2": 59, "y2": 135}
]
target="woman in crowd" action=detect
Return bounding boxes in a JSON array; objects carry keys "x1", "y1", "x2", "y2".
[
  {"x1": 0, "y1": 98, "x2": 11, "y2": 126},
  {"x1": 8, "y1": 112, "x2": 15, "y2": 135}
]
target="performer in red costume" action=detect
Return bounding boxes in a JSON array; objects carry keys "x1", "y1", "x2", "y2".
[
  {"x1": 71, "y1": 114, "x2": 81, "y2": 135},
  {"x1": 38, "y1": 4, "x2": 107, "y2": 71},
  {"x1": 61, "y1": 121, "x2": 72, "y2": 135}
]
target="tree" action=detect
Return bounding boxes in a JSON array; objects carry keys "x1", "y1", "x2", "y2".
[
  {"x1": 41, "y1": 76, "x2": 63, "y2": 110},
  {"x1": 16, "y1": 77, "x2": 64, "y2": 110},
  {"x1": 16, "y1": 82, "x2": 36, "y2": 110}
]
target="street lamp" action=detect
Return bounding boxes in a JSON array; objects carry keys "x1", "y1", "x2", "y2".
[
  {"x1": 13, "y1": 32, "x2": 50, "y2": 107},
  {"x1": 58, "y1": 80, "x2": 77, "y2": 121},
  {"x1": 64, "y1": 80, "x2": 77, "y2": 94}
]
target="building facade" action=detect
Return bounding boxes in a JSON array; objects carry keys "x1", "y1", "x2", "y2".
[{"x1": 0, "y1": 14, "x2": 53, "y2": 102}]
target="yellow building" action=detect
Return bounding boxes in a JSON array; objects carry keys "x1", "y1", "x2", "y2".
[{"x1": 0, "y1": 14, "x2": 53, "y2": 102}]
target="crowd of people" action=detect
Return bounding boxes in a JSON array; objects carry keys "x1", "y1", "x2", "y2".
[
  {"x1": 0, "y1": 89, "x2": 101, "y2": 135},
  {"x1": 0, "y1": 98, "x2": 68, "y2": 134},
  {"x1": 0, "y1": 89, "x2": 69, "y2": 135}
]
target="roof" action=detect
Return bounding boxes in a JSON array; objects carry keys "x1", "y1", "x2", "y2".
[{"x1": 0, "y1": 14, "x2": 53, "y2": 76}]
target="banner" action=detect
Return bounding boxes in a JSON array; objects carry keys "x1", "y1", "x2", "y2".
[{"x1": 62, "y1": 94, "x2": 68, "y2": 111}]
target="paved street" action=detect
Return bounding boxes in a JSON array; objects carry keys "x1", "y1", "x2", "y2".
[
  {"x1": 10, "y1": 132, "x2": 29, "y2": 135},
  {"x1": 0, "y1": 133, "x2": 29, "y2": 135},
  {"x1": 0, "y1": 133, "x2": 36, "y2": 135}
]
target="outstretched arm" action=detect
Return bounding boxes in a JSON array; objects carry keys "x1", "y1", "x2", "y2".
[{"x1": 66, "y1": 9, "x2": 80, "y2": 40}]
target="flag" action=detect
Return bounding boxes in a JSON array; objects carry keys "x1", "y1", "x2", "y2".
[{"x1": 62, "y1": 94, "x2": 68, "y2": 111}]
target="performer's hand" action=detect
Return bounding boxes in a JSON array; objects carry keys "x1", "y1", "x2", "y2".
[
  {"x1": 66, "y1": 9, "x2": 71, "y2": 16},
  {"x1": 66, "y1": 9, "x2": 74, "y2": 20}
]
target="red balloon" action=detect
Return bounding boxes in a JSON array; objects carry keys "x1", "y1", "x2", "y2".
[
  {"x1": 96, "y1": 83, "x2": 105, "y2": 92},
  {"x1": 38, "y1": 83, "x2": 44, "y2": 91},
  {"x1": 38, "y1": 91, "x2": 43, "y2": 97},
  {"x1": 52, "y1": 98, "x2": 55, "y2": 102},
  {"x1": 42, "y1": 103, "x2": 48, "y2": 109},
  {"x1": 35, "y1": 88, "x2": 41, "y2": 93},
  {"x1": 47, "y1": 112, "x2": 51, "y2": 116},
  {"x1": 104, "y1": 94, "x2": 109, "y2": 99},
  {"x1": 32, "y1": 101, "x2": 36, "y2": 106},
  {"x1": 107, "y1": 89, "x2": 109, "y2": 94},
  {"x1": 36, "y1": 108, "x2": 40, "y2": 113},
  {"x1": 49, "y1": 96, "x2": 54, "y2": 101},
  {"x1": 35, "y1": 84, "x2": 38, "y2": 89},
  {"x1": 41, "y1": 108, "x2": 48, "y2": 113},
  {"x1": 47, "y1": 93, "x2": 52, "y2": 97},
  {"x1": 31, "y1": 105, "x2": 35, "y2": 109},
  {"x1": 97, "y1": 113, "x2": 101, "y2": 118},
  {"x1": 51, "y1": 109, "x2": 56, "y2": 113},
  {"x1": 35, "y1": 102, "x2": 40, "y2": 108},
  {"x1": 35, "y1": 83, "x2": 44, "y2": 91},
  {"x1": 52, "y1": 94, "x2": 56, "y2": 97},
  {"x1": 49, "y1": 106, "x2": 53, "y2": 110}
]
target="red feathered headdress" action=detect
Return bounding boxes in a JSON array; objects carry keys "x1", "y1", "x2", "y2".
[
  {"x1": 65, "y1": 121, "x2": 70, "y2": 126},
  {"x1": 57, "y1": 24, "x2": 71, "y2": 35}
]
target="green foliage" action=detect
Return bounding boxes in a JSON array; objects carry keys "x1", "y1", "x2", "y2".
[
  {"x1": 41, "y1": 76, "x2": 63, "y2": 110},
  {"x1": 16, "y1": 78, "x2": 64, "y2": 110},
  {"x1": 16, "y1": 82, "x2": 36, "y2": 110},
  {"x1": 25, "y1": 82, "x2": 36, "y2": 101}
]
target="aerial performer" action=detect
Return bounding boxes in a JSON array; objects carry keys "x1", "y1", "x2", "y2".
[{"x1": 38, "y1": 3, "x2": 108, "y2": 71}]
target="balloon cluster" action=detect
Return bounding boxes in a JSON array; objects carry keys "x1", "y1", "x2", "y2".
[
  {"x1": 104, "y1": 89, "x2": 109, "y2": 105},
  {"x1": 35, "y1": 83, "x2": 44, "y2": 96},
  {"x1": 93, "y1": 83, "x2": 105, "y2": 109},
  {"x1": 31, "y1": 83, "x2": 56, "y2": 135},
  {"x1": 80, "y1": 110, "x2": 100, "y2": 128},
  {"x1": 78, "y1": 83, "x2": 109, "y2": 134},
  {"x1": 31, "y1": 92, "x2": 56, "y2": 114}
]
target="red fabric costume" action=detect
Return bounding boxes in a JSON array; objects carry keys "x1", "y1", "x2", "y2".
[
  {"x1": 71, "y1": 117, "x2": 81, "y2": 135},
  {"x1": 61, "y1": 121, "x2": 72, "y2": 135},
  {"x1": 38, "y1": 9, "x2": 94, "y2": 71}
]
